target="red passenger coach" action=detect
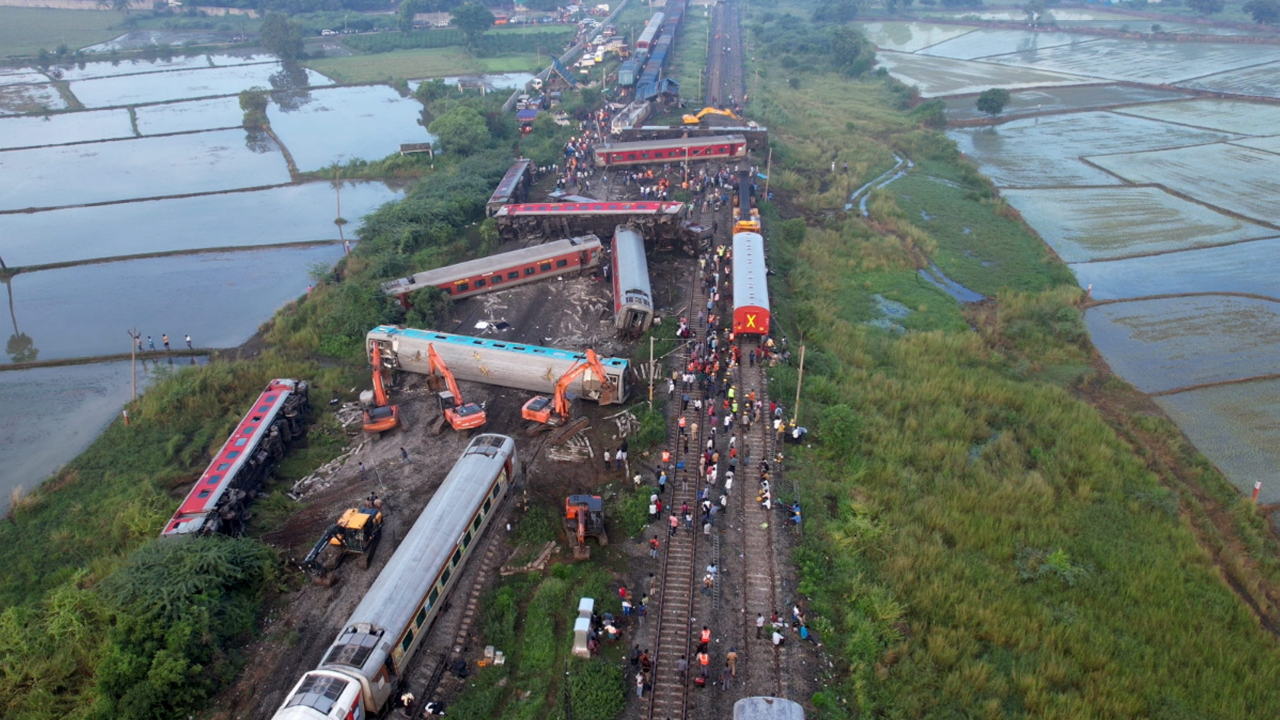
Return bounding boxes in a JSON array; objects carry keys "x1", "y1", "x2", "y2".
[
  {"x1": 161, "y1": 379, "x2": 310, "y2": 538},
  {"x1": 494, "y1": 201, "x2": 685, "y2": 218},
  {"x1": 732, "y1": 231, "x2": 770, "y2": 336},
  {"x1": 592, "y1": 135, "x2": 747, "y2": 168},
  {"x1": 382, "y1": 236, "x2": 603, "y2": 306}
]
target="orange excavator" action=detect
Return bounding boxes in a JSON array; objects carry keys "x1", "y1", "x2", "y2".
[
  {"x1": 361, "y1": 344, "x2": 400, "y2": 437},
  {"x1": 565, "y1": 495, "x2": 607, "y2": 561},
  {"x1": 522, "y1": 349, "x2": 617, "y2": 431},
  {"x1": 425, "y1": 343, "x2": 487, "y2": 434}
]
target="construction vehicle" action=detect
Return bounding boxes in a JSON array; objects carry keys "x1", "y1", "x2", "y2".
[
  {"x1": 682, "y1": 107, "x2": 741, "y2": 125},
  {"x1": 362, "y1": 344, "x2": 400, "y2": 437},
  {"x1": 565, "y1": 495, "x2": 607, "y2": 560},
  {"x1": 425, "y1": 343, "x2": 487, "y2": 435},
  {"x1": 522, "y1": 348, "x2": 616, "y2": 439},
  {"x1": 301, "y1": 503, "x2": 385, "y2": 586}
]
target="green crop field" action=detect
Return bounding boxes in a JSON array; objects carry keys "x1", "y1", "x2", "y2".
[
  {"x1": 306, "y1": 47, "x2": 540, "y2": 83},
  {"x1": 0, "y1": 7, "x2": 122, "y2": 57}
]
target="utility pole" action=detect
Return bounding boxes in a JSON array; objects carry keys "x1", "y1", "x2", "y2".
[
  {"x1": 762, "y1": 146, "x2": 773, "y2": 201},
  {"x1": 126, "y1": 328, "x2": 140, "y2": 400},
  {"x1": 791, "y1": 343, "x2": 805, "y2": 427},
  {"x1": 648, "y1": 335, "x2": 655, "y2": 409}
]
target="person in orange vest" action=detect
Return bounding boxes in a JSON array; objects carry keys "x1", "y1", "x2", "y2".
[
  {"x1": 662, "y1": 449, "x2": 671, "y2": 466},
  {"x1": 678, "y1": 416, "x2": 687, "y2": 435},
  {"x1": 697, "y1": 650, "x2": 710, "y2": 679}
]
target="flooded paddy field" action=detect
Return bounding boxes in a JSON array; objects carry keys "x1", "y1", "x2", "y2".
[
  {"x1": 49, "y1": 53, "x2": 273, "y2": 81},
  {"x1": 1002, "y1": 186, "x2": 1276, "y2": 262},
  {"x1": 0, "y1": 181, "x2": 398, "y2": 268},
  {"x1": 1073, "y1": 239, "x2": 1280, "y2": 301},
  {"x1": 0, "y1": 108, "x2": 134, "y2": 150},
  {"x1": 875, "y1": 50, "x2": 1096, "y2": 97},
  {"x1": 988, "y1": 39, "x2": 1280, "y2": 85},
  {"x1": 68, "y1": 63, "x2": 332, "y2": 108},
  {"x1": 1181, "y1": 60, "x2": 1280, "y2": 98},
  {"x1": 134, "y1": 96, "x2": 246, "y2": 135},
  {"x1": 1156, "y1": 380, "x2": 1280, "y2": 503},
  {"x1": 0, "y1": 361, "x2": 165, "y2": 510},
  {"x1": 1087, "y1": 142, "x2": 1280, "y2": 223},
  {"x1": 0, "y1": 128, "x2": 291, "y2": 212},
  {"x1": 1085, "y1": 295, "x2": 1280, "y2": 393},
  {"x1": 1113, "y1": 98, "x2": 1280, "y2": 135},
  {"x1": 5, "y1": 245, "x2": 343, "y2": 362},
  {"x1": 267, "y1": 85, "x2": 432, "y2": 171},
  {"x1": 1231, "y1": 133, "x2": 1280, "y2": 155},
  {"x1": 917, "y1": 29, "x2": 1103, "y2": 60},
  {"x1": 948, "y1": 111, "x2": 1235, "y2": 186},
  {"x1": 0, "y1": 82, "x2": 66, "y2": 115},
  {"x1": 943, "y1": 84, "x2": 1190, "y2": 122},
  {"x1": 854, "y1": 22, "x2": 977, "y2": 53}
]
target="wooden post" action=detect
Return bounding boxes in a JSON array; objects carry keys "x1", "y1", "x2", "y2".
[
  {"x1": 126, "y1": 328, "x2": 139, "y2": 401},
  {"x1": 791, "y1": 343, "x2": 805, "y2": 427},
  {"x1": 763, "y1": 147, "x2": 773, "y2": 202},
  {"x1": 648, "y1": 335, "x2": 655, "y2": 410}
]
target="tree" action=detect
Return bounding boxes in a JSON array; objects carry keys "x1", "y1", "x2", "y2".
[
  {"x1": 260, "y1": 12, "x2": 304, "y2": 63},
  {"x1": 1244, "y1": 0, "x2": 1280, "y2": 23},
  {"x1": 428, "y1": 105, "x2": 491, "y2": 154},
  {"x1": 451, "y1": 2, "x2": 495, "y2": 48},
  {"x1": 829, "y1": 25, "x2": 875, "y2": 77},
  {"x1": 976, "y1": 88, "x2": 1011, "y2": 116},
  {"x1": 398, "y1": 0, "x2": 420, "y2": 33},
  {"x1": 405, "y1": 286, "x2": 452, "y2": 328},
  {"x1": 812, "y1": 0, "x2": 860, "y2": 22},
  {"x1": 1187, "y1": 0, "x2": 1224, "y2": 13},
  {"x1": 1023, "y1": 0, "x2": 1045, "y2": 25}
]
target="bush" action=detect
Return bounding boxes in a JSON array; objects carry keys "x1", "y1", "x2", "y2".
[{"x1": 568, "y1": 659, "x2": 625, "y2": 720}]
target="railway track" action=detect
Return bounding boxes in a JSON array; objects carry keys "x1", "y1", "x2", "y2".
[
  {"x1": 733, "y1": 338, "x2": 787, "y2": 699},
  {"x1": 646, "y1": 213, "x2": 713, "y2": 720}
]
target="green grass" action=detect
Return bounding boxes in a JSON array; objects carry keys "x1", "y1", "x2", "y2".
[
  {"x1": 668, "y1": 9, "x2": 709, "y2": 103},
  {"x1": 0, "y1": 7, "x2": 121, "y2": 57},
  {"x1": 305, "y1": 47, "x2": 540, "y2": 83}
]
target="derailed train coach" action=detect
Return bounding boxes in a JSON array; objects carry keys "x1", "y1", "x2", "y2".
[
  {"x1": 270, "y1": 435, "x2": 519, "y2": 720},
  {"x1": 611, "y1": 225, "x2": 653, "y2": 336},
  {"x1": 732, "y1": 231, "x2": 770, "y2": 336}
]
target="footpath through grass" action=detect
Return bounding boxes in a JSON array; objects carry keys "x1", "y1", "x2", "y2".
[{"x1": 745, "y1": 6, "x2": 1280, "y2": 719}]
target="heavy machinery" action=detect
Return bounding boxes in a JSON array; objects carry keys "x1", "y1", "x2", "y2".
[
  {"x1": 426, "y1": 343, "x2": 487, "y2": 434},
  {"x1": 682, "y1": 106, "x2": 740, "y2": 125},
  {"x1": 565, "y1": 495, "x2": 607, "y2": 560},
  {"x1": 522, "y1": 349, "x2": 616, "y2": 439},
  {"x1": 362, "y1": 345, "x2": 400, "y2": 437},
  {"x1": 301, "y1": 503, "x2": 385, "y2": 586}
]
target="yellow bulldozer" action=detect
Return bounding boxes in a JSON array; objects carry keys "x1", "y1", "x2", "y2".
[{"x1": 301, "y1": 502, "x2": 385, "y2": 586}]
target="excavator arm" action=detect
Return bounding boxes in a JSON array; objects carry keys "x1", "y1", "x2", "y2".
[
  {"x1": 426, "y1": 344, "x2": 466, "y2": 406},
  {"x1": 682, "y1": 107, "x2": 741, "y2": 124}
]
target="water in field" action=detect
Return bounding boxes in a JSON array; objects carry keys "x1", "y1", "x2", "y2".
[
  {"x1": 267, "y1": 85, "x2": 431, "y2": 171},
  {"x1": 1073, "y1": 239, "x2": 1280, "y2": 301},
  {"x1": 943, "y1": 85, "x2": 1190, "y2": 122},
  {"x1": 0, "y1": 360, "x2": 164, "y2": 514},
  {"x1": 988, "y1": 38, "x2": 1280, "y2": 85},
  {"x1": 1002, "y1": 186, "x2": 1276, "y2": 262},
  {"x1": 1085, "y1": 296, "x2": 1280, "y2": 393},
  {"x1": 876, "y1": 50, "x2": 1095, "y2": 97},
  {"x1": 134, "y1": 96, "x2": 247, "y2": 135},
  {"x1": 948, "y1": 112, "x2": 1235, "y2": 187},
  {"x1": 0, "y1": 82, "x2": 66, "y2": 115},
  {"x1": 4, "y1": 245, "x2": 344, "y2": 362},
  {"x1": 1156, "y1": 379, "x2": 1280, "y2": 503},
  {"x1": 1181, "y1": 61, "x2": 1280, "y2": 98},
  {"x1": 0, "y1": 129, "x2": 291, "y2": 212},
  {"x1": 49, "y1": 53, "x2": 271, "y2": 81},
  {"x1": 432, "y1": 72, "x2": 538, "y2": 90},
  {"x1": 0, "y1": 108, "x2": 134, "y2": 150},
  {"x1": 0, "y1": 181, "x2": 399, "y2": 268},
  {"x1": 1114, "y1": 98, "x2": 1280, "y2": 135},
  {"x1": 854, "y1": 22, "x2": 977, "y2": 53},
  {"x1": 918, "y1": 29, "x2": 1102, "y2": 61},
  {"x1": 1087, "y1": 143, "x2": 1280, "y2": 224},
  {"x1": 68, "y1": 63, "x2": 333, "y2": 108}
]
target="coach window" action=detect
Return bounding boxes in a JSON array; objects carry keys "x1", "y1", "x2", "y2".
[
  {"x1": 556, "y1": 259, "x2": 568, "y2": 268},
  {"x1": 492, "y1": 482, "x2": 502, "y2": 498},
  {"x1": 198, "y1": 490, "x2": 210, "y2": 499},
  {"x1": 463, "y1": 530, "x2": 473, "y2": 548},
  {"x1": 428, "y1": 588, "x2": 439, "y2": 608},
  {"x1": 441, "y1": 567, "x2": 452, "y2": 585},
  {"x1": 472, "y1": 514, "x2": 483, "y2": 531},
  {"x1": 491, "y1": 276, "x2": 502, "y2": 284},
  {"x1": 627, "y1": 153, "x2": 637, "y2": 161},
  {"x1": 642, "y1": 152, "x2": 650, "y2": 159},
  {"x1": 508, "y1": 271, "x2": 519, "y2": 280},
  {"x1": 457, "y1": 282, "x2": 469, "y2": 292},
  {"x1": 207, "y1": 475, "x2": 222, "y2": 485},
  {"x1": 475, "y1": 278, "x2": 486, "y2": 288},
  {"x1": 539, "y1": 262, "x2": 552, "y2": 272},
  {"x1": 483, "y1": 498, "x2": 492, "y2": 513},
  {"x1": 401, "y1": 631, "x2": 414, "y2": 652},
  {"x1": 416, "y1": 607, "x2": 428, "y2": 627},
  {"x1": 452, "y1": 548, "x2": 463, "y2": 567},
  {"x1": 441, "y1": 287, "x2": 452, "y2": 295},
  {"x1": 524, "y1": 267, "x2": 536, "y2": 276}
]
